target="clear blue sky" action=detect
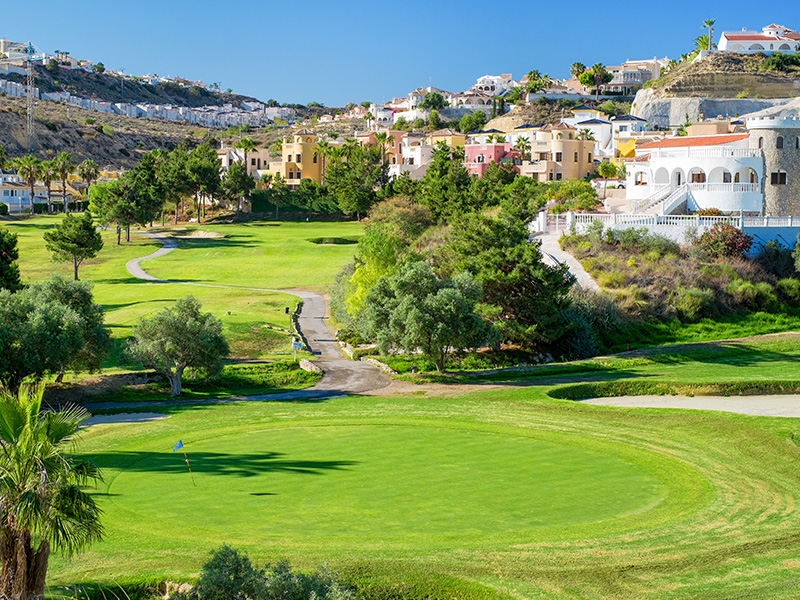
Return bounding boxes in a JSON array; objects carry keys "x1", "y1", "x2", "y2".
[{"x1": 3, "y1": 1, "x2": 799, "y2": 107}]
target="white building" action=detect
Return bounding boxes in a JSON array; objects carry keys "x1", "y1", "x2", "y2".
[
  {"x1": 472, "y1": 74, "x2": 518, "y2": 95},
  {"x1": 625, "y1": 133, "x2": 763, "y2": 215},
  {"x1": 719, "y1": 24, "x2": 800, "y2": 54}
]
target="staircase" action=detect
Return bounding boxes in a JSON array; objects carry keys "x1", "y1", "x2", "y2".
[
  {"x1": 631, "y1": 185, "x2": 671, "y2": 213},
  {"x1": 642, "y1": 184, "x2": 689, "y2": 215}
]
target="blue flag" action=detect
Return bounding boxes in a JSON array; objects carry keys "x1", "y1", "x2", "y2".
[{"x1": 173, "y1": 440, "x2": 183, "y2": 453}]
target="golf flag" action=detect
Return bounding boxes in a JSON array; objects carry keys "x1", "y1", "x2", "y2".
[{"x1": 173, "y1": 440, "x2": 183, "y2": 453}]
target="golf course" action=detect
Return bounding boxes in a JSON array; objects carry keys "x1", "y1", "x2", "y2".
[{"x1": 5, "y1": 215, "x2": 800, "y2": 599}]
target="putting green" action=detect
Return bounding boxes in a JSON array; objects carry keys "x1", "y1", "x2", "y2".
[{"x1": 93, "y1": 419, "x2": 703, "y2": 553}]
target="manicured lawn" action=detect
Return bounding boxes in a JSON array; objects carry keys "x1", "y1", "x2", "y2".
[{"x1": 3, "y1": 216, "x2": 362, "y2": 363}]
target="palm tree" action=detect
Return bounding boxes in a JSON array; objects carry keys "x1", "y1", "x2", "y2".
[
  {"x1": 77, "y1": 159, "x2": 99, "y2": 205},
  {"x1": 314, "y1": 139, "x2": 330, "y2": 184},
  {"x1": 577, "y1": 128, "x2": 596, "y2": 141},
  {"x1": 496, "y1": 135, "x2": 507, "y2": 143},
  {"x1": 702, "y1": 19, "x2": 716, "y2": 54},
  {"x1": 0, "y1": 144, "x2": 6, "y2": 171},
  {"x1": 11, "y1": 156, "x2": 41, "y2": 214},
  {"x1": 570, "y1": 62, "x2": 587, "y2": 79},
  {"x1": 0, "y1": 386, "x2": 103, "y2": 600},
  {"x1": 373, "y1": 131, "x2": 390, "y2": 164},
  {"x1": 342, "y1": 138, "x2": 358, "y2": 158},
  {"x1": 235, "y1": 137, "x2": 256, "y2": 174},
  {"x1": 514, "y1": 137, "x2": 531, "y2": 162},
  {"x1": 53, "y1": 152, "x2": 75, "y2": 213},
  {"x1": 40, "y1": 160, "x2": 56, "y2": 213}
]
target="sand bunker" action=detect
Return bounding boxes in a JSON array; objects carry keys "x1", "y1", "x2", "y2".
[{"x1": 173, "y1": 230, "x2": 224, "y2": 239}]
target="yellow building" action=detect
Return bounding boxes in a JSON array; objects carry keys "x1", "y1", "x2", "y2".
[
  {"x1": 261, "y1": 129, "x2": 325, "y2": 187},
  {"x1": 519, "y1": 123, "x2": 595, "y2": 181},
  {"x1": 426, "y1": 128, "x2": 466, "y2": 148}
]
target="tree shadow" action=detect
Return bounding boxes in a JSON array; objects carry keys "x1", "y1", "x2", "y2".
[
  {"x1": 82, "y1": 449, "x2": 358, "y2": 478},
  {"x1": 630, "y1": 341, "x2": 800, "y2": 367}
]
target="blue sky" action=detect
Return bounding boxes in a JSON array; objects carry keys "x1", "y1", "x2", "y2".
[{"x1": 3, "y1": 1, "x2": 799, "y2": 107}]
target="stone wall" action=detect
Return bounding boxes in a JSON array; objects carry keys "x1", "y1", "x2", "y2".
[{"x1": 748, "y1": 127, "x2": 800, "y2": 216}]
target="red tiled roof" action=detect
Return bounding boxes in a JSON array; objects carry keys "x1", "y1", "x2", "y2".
[
  {"x1": 637, "y1": 134, "x2": 749, "y2": 149},
  {"x1": 625, "y1": 154, "x2": 651, "y2": 163},
  {"x1": 724, "y1": 34, "x2": 774, "y2": 41}
]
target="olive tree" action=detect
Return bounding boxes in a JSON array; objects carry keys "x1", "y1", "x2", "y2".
[{"x1": 127, "y1": 296, "x2": 229, "y2": 396}]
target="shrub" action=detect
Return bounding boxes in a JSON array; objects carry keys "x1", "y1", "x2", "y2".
[
  {"x1": 694, "y1": 207, "x2": 723, "y2": 216},
  {"x1": 675, "y1": 287, "x2": 715, "y2": 320},
  {"x1": 615, "y1": 227, "x2": 648, "y2": 250},
  {"x1": 756, "y1": 240, "x2": 796, "y2": 279},
  {"x1": 694, "y1": 222, "x2": 753, "y2": 259},
  {"x1": 597, "y1": 270, "x2": 626, "y2": 288},
  {"x1": 778, "y1": 278, "x2": 800, "y2": 302},
  {"x1": 727, "y1": 279, "x2": 778, "y2": 311},
  {"x1": 0, "y1": 203, "x2": 7, "y2": 216},
  {"x1": 84, "y1": 117, "x2": 96, "y2": 125}
]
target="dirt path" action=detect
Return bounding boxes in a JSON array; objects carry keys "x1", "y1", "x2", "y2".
[
  {"x1": 103, "y1": 231, "x2": 389, "y2": 410},
  {"x1": 538, "y1": 233, "x2": 599, "y2": 291}
]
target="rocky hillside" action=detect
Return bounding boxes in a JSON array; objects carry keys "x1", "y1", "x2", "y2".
[
  {"x1": 641, "y1": 52, "x2": 800, "y2": 99},
  {"x1": 485, "y1": 98, "x2": 631, "y2": 133},
  {"x1": 632, "y1": 53, "x2": 800, "y2": 127}
]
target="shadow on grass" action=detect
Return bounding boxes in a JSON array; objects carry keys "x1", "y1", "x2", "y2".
[
  {"x1": 84, "y1": 450, "x2": 358, "y2": 478},
  {"x1": 629, "y1": 341, "x2": 800, "y2": 367},
  {"x1": 173, "y1": 234, "x2": 257, "y2": 250}
]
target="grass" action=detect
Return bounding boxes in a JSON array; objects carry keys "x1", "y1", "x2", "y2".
[
  {"x1": 47, "y1": 340, "x2": 800, "y2": 598},
  {"x1": 82, "y1": 362, "x2": 322, "y2": 404},
  {"x1": 3, "y1": 216, "x2": 362, "y2": 365}
]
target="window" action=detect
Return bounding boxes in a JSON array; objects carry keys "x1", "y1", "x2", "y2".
[
  {"x1": 574, "y1": 152, "x2": 578, "y2": 163},
  {"x1": 556, "y1": 173, "x2": 563, "y2": 180},
  {"x1": 296, "y1": 153, "x2": 302, "y2": 162},
  {"x1": 588, "y1": 153, "x2": 592, "y2": 162},
  {"x1": 288, "y1": 172, "x2": 294, "y2": 180},
  {"x1": 723, "y1": 171, "x2": 732, "y2": 183},
  {"x1": 296, "y1": 171, "x2": 302, "y2": 179},
  {"x1": 312, "y1": 155, "x2": 318, "y2": 164},
  {"x1": 797, "y1": 137, "x2": 800, "y2": 149},
  {"x1": 691, "y1": 171, "x2": 706, "y2": 183},
  {"x1": 619, "y1": 125, "x2": 628, "y2": 132},
  {"x1": 771, "y1": 171, "x2": 787, "y2": 185},
  {"x1": 555, "y1": 152, "x2": 563, "y2": 162},
  {"x1": 758, "y1": 137, "x2": 763, "y2": 149},
  {"x1": 548, "y1": 172, "x2": 554, "y2": 181},
  {"x1": 251, "y1": 158, "x2": 256, "y2": 166},
  {"x1": 286, "y1": 155, "x2": 291, "y2": 162},
  {"x1": 777, "y1": 136, "x2": 784, "y2": 149},
  {"x1": 635, "y1": 172, "x2": 646, "y2": 186}
]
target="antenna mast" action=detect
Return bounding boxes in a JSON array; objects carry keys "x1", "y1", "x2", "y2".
[{"x1": 26, "y1": 42, "x2": 35, "y2": 152}]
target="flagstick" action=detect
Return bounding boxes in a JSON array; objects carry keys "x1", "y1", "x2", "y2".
[{"x1": 182, "y1": 450, "x2": 196, "y2": 486}]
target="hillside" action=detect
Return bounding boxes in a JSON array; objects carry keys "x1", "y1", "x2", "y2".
[
  {"x1": 3, "y1": 64, "x2": 258, "y2": 108},
  {"x1": 642, "y1": 52, "x2": 800, "y2": 99},
  {"x1": 0, "y1": 95, "x2": 369, "y2": 168},
  {"x1": 485, "y1": 98, "x2": 631, "y2": 133}
]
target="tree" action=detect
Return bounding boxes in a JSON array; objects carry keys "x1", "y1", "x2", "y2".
[
  {"x1": 570, "y1": 62, "x2": 587, "y2": 79},
  {"x1": 419, "y1": 91, "x2": 445, "y2": 110},
  {"x1": 373, "y1": 132, "x2": 391, "y2": 164},
  {"x1": 513, "y1": 137, "x2": 531, "y2": 162},
  {"x1": 471, "y1": 110, "x2": 487, "y2": 130},
  {"x1": 188, "y1": 143, "x2": 222, "y2": 221},
  {"x1": 222, "y1": 161, "x2": 255, "y2": 214},
  {"x1": 442, "y1": 214, "x2": 574, "y2": 349},
  {"x1": 794, "y1": 234, "x2": 800, "y2": 274},
  {"x1": 360, "y1": 261, "x2": 492, "y2": 372},
  {"x1": 88, "y1": 179, "x2": 135, "y2": 245},
  {"x1": 40, "y1": 160, "x2": 56, "y2": 212},
  {"x1": 702, "y1": 19, "x2": 716, "y2": 54},
  {"x1": 0, "y1": 145, "x2": 6, "y2": 170},
  {"x1": 0, "y1": 279, "x2": 107, "y2": 393},
  {"x1": 10, "y1": 156, "x2": 41, "y2": 214},
  {"x1": 0, "y1": 228, "x2": 21, "y2": 292},
  {"x1": 588, "y1": 63, "x2": 613, "y2": 100},
  {"x1": 459, "y1": 113, "x2": 474, "y2": 134},
  {"x1": 91, "y1": 62, "x2": 105, "y2": 73},
  {"x1": 577, "y1": 128, "x2": 596, "y2": 141},
  {"x1": 126, "y1": 296, "x2": 229, "y2": 396},
  {"x1": 77, "y1": 159, "x2": 99, "y2": 203},
  {"x1": 43, "y1": 212, "x2": 104, "y2": 280},
  {"x1": 0, "y1": 386, "x2": 103, "y2": 600},
  {"x1": 235, "y1": 137, "x2": 256, "y2": 173},
  {"x1": 598, "y1": 161, "x2": 618, "y2": 199},
  {"x1": 53, "y1": 152, "x2": 75, "y2": 213},
  {"x1": 428, "y1": 110, "x2": 442, "y2": 130},
  {"x1": 314, "y1": 139, "x2": 331, "y2": 184},
  {"x1": 157, "y1": 146, "x2": 192, "y2": 224}
]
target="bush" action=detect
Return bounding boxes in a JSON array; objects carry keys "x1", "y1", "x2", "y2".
[
  {"x1": 176, "y1": 546, "x2": 354, "y2": 600},
  {"x1": 694, "y1": 222, "x2": 753, "y2": 259},
  {"x1": 84, "y1": 117, "x2": 96, "y2": 125},
  {"x1": 675, "y1": 287, "x2": 715, "y2": 320},
  {"x1": 756, "y1": 240, "x2": 796, "y2": 279},
  {"x1": 727, "y1": 279, "x2": 778, "y2": 311},
  {"x1": 0, "y1": 203, "x2": 7, "y2": 216},
  {"x1": 778, "y1": 278, "x2": 800, "y2": 302},
  {"x1": 694, "y1": 208, "x2": 722, "y2": 216}
]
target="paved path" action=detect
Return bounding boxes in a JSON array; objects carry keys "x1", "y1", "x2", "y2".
[
  {"x1": 537, "y1": 233, "x2": 599, "y2": 291},
  {"x1": 581, "y1": 395, "x2": 800, "y2": 418},
  {"x1": 94, "y1": 231, "x2": 389, "y2": 410}
]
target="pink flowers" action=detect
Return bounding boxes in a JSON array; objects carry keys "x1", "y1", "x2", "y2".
[{"x1": 694, "y1": 222, "x2": 753, "y2": 259}]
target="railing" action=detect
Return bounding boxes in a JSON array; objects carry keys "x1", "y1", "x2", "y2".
[
  {"x1": 650, "y1": 147, "x2": 763, "y2": 159},
  {"x1": 565, "y1": 213, "x2": 800, "y2": 230},
  {"x1": 687, "y1": 182, "x2": 759, "y2": 193},
  {"x1": 631, "y1": 184, "x2": 670, "y2": 212}
]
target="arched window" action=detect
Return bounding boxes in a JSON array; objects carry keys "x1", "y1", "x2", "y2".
[
  {"x1": 723, "y1": 170, "x2": 732, "y2": 183},
  {"x1": 777, "y1": 136, "x2": 784, "y2": 149},
  {"x1": 634, "y1": 172, "x2": 646, "y2": 186},
  {"x1": 758, "y1": 137, "x2": 764, "y2": 149}
]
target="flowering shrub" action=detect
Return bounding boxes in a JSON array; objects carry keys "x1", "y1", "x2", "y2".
[
  {"x1": 694, "y1": 222, "x2": 753, "y2": 259},
  {"x1": 694, "y1": 207, "x2": 723, "y2": 216}
]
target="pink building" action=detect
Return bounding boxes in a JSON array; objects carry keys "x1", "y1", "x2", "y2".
[{"x1": 464, "y1": 142, "x2": 521, "y2": 177}]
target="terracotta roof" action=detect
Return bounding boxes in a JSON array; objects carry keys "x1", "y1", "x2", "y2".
[
  {"x1": 637, "y1": 133, "x2": 749, "y2": 149},
  {"x1": 724, "y1": 34, "x2": 776, "y2": 41},
  {"x1": 430, "y1": 128, "x2": 462, "y2": 136},
  {"x1": 625, "y1": 153, "x2": 651, "y2": 163},
  {"x1": 549, "y1": 122, "x2": 577, "y2": 130}
]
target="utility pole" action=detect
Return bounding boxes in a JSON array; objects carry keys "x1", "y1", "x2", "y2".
[{"x1": 26, "y1": 42, "x2": 35, "y2": 152}]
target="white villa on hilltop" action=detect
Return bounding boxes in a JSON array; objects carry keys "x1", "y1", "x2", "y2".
[{"x1": 719, "y1": 24, "x2": 800, "y2": 54}]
